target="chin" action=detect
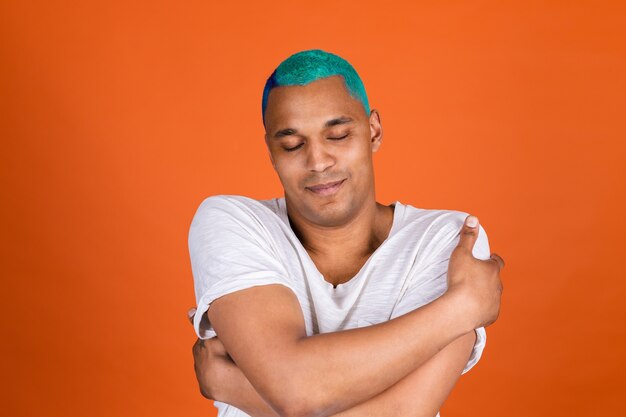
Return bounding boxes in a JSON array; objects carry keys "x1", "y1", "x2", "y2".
[
  {"x1": 286, "y1": 187, "x2": 356, "y2": 225},
  {"x1": 305, "y1": 198, "x2": 355, "y2": 227}
]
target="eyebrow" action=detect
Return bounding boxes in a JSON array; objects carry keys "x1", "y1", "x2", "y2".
[{"x1": 273, "y1": 116, "x2": 354, "y2": 139}]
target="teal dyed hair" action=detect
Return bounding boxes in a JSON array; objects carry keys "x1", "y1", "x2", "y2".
[{"x1": 262, "y1": 49, "x2": 370, "y2": 126}]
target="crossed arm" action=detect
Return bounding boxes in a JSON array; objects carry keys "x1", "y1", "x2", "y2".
[
  {"x1": 191, "y1": 217, "x2": 503, "y2": 417},
  {"x1": 194, "y1": 307, "x2": 477, "y2": 417}
]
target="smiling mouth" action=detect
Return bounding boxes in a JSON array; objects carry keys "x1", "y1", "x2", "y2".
[{"x1": 305, "y1": 179, "x2": 346, "y2": 196}]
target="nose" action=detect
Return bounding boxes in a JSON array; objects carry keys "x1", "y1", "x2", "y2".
[{"x1": 305, "y1": 140, "x2": 335, "y2": 173}]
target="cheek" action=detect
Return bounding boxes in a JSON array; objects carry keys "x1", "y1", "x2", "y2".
[
  {"x1": 274, "y1": 159, "x2": 302, "y2": 188},
  {"x1": 345, "y1": 140, "x2": 373, "y2": 170}
]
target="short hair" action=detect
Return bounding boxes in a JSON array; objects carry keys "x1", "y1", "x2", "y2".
[{"x1": 261, "y1": 49, "x2": 370, "y2": 126}]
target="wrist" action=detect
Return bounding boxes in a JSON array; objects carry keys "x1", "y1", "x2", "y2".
[{"x1": 440, "y1": 289, "x2": 478, "y2": 334}]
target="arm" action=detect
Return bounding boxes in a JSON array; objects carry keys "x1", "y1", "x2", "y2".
[
  {"x1": 331, "y1": 330, "x2": 476, "y2": 417},
  {"x1": 204, "y1": 217, "x2": 502, "y2": 417},
  {"x1": 210, "y1": 284, "x2": 469, "y2": 417},
  {"x1": 194, "y1": 331, "x2": 477, "y2": 417}
]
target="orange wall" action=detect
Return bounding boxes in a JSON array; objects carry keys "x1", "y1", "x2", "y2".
[{"x1": 1, "y1": 1, "x2": 625, "y2": 416}]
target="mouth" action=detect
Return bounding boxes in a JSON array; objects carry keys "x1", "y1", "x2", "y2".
[{"x1": 305, "y1": 179, "x2": 346, "y2": 196}]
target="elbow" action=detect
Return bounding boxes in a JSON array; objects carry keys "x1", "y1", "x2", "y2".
[
  {"x1": 267, "y1": 386, "x2": 320, "y2": 417},
  {"x1": 262, "y1": 375, "x2": 325, "y2": 417},
  {"x1": 274, "y1": 403, "x2": 316, "y2": 417},
  {"x1": 255, "y1": 348, "x2": 333, "y2": 417}
]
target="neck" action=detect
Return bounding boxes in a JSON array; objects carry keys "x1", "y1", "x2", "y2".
[{"x1": 285, "y1": 198, "x2": 394, "y2": 261}]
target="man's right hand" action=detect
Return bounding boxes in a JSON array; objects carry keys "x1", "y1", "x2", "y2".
[
  {"x1": 188, "y1": 308, "x2": 233, "y2": 400},
  {"x1": 446, "y1": 215, "x2": 504, "y2": 329}
]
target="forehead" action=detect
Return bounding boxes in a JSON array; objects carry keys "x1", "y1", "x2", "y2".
[{"x1": 264, "y1": 75, "x2": 366, "y2": 129}]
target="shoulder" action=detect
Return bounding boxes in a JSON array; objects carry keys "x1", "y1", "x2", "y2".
[
  {"x1": 191, "y1": 194, "x2": 280, "y2": 226},
  {"x1": 192, "y1": 194, "x2": 268, "y2": 216},
  {"x1": 398, "y1": 203, "x2": 471, "y2": 237},
  {"x1": 398, "y1": 203, "x2": 491, "y2": 260},
  {"x1": 189, "y1": 194, "x2": 286, "y2": 246}
]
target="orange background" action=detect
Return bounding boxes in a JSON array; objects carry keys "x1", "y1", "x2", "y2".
[{"x1": 2, "y1": 1, "x2": 625, "y2": 416}]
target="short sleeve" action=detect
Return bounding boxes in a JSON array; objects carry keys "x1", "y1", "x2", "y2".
[
  {"x1": 188, "y1": 196, "x2": 297, "y2": 339},
  {"x1": 391, "y1": 212, "x2": 491, "y2": 375}
]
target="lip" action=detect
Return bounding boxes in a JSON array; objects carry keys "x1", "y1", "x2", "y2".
[{"x1": 306, "y1": 179, "x2": 346, "y2": 196}]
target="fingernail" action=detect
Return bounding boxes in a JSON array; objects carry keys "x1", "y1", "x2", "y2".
[{"x1": 466, "y1": 215, "x2": 478, "y2": 228}]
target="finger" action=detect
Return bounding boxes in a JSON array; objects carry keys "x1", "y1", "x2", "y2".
[
  {"x1": 490, "y1": 253, "x2": 505, "y2": 270},
  {"x1": 457, "y1": 215, "x2": 480, "y2": 252},
  {"x1": 187, "y1": 307, "x2": 197, "y2": 325}
]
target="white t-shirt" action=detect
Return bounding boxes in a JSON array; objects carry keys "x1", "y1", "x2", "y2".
[{"x1": 189, "y1": 195, "x2": 490, "y2": 417}]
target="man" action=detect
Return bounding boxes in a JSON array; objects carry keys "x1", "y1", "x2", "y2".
[{"x1": 188, "y1": 49, "x2": 504, "y2": 417}]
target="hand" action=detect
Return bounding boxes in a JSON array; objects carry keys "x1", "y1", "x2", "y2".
[
  {"x1": 446, "y1": 215, "x2": 504, "y2": 329},
  {"x1": 188, "y1": 308, "x2": 234, "y2": 400}
]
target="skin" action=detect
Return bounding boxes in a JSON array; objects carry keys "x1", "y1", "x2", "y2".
[
  {"x1": 263, "y1": 75, "x2": 392, "y2": 286},
  {"x1": 189, "y1": 75, "x2": 505, "y2": 417},
  {"x1": 190, "y1": 309, "x2": 477, "y2": 417}
]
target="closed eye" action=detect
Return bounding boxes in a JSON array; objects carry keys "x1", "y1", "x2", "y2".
[
  {"x1": 283, "y1": 143, "x2": 304, "y2": 152},
  {"x1": 283, "y1": 133, "x2": 349, "y2": 152}
]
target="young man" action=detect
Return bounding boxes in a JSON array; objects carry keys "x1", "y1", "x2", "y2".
[{"x1": 188, "y1": 49, "x2": 504, "y2": 417}]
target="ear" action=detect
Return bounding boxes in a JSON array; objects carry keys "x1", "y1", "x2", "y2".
[{"x1": 369, "y1": 109, "x2": 383, "y2": 152}]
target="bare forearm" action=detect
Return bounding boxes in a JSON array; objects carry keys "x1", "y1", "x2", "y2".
[
  {"x1": 276, "y1": 292, "x2": 474, "y2": 416},
  {"x1": 212, "y1": 287, "x2": 472, "y2": 415},
  {"x1": 330, "y1": 331, "x2": 476, "y2": 417},
  {"x1": 217, "y1": 330, "x2": 477, "y2": 417}
]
